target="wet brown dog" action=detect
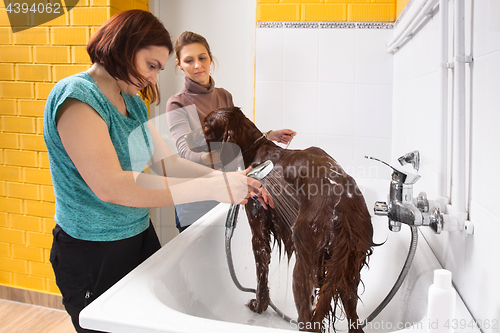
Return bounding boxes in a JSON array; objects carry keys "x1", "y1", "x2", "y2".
[{"x1": 196, "y1": 107, "x2": 376, "y2": 332}]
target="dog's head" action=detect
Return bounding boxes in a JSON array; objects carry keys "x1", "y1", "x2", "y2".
[
  {"x1": 203, "y1": 107, "x2": 258, "y2": 145},
  {"x1": 185, "y1": 107, "x2": 261, "y2": 165}
]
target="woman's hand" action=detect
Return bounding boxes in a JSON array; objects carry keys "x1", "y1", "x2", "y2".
[
  {"x1": 267, "y1": 129, "x2": 296, "y2": 145},
  {"x1": 210, "y1": 167, "x2": 262, "y2": 205},
  {"x1": 211, "y1": 166, "x2": 279, "y2": 208},
  {"x1": 242, "y1": 166, "x2": 275, "y2": 209},
  {"x1": 250, "y1": 186, "x2": 275, "y2": 210}
]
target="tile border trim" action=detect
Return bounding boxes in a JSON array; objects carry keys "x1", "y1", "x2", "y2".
[{"x1": 257, "y1": 22, "x2": 394, "y2": 29}]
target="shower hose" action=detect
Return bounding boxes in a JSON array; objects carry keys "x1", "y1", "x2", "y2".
[
  {"x1": 224, "y1": 204, "x2": 294, "y2": 323},
  {"x1": 224, "y1": 204, "x2": 419, "y2": 328}
]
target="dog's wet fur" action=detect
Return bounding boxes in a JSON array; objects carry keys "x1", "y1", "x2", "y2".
[{"x1": 200, "y1": 107, "x2": 377, "y2": 332}]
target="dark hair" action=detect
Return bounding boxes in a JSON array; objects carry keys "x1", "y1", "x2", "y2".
[
  {"x1": 174, "y1": 31, "x2": 216, "y2": 67},
  {"x1": 87, "y1": 10, "x2": 173, "y2": 104}
]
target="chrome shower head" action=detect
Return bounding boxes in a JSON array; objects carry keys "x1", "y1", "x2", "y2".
[{"x1": 247, "y1": 160, "x2": 274, "y2": 180}]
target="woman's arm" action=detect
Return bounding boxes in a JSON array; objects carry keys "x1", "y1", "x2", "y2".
[
  {"x1": 166, "y1": 103, "x2": 220, "y2": 166},
  {"x1": 146, "y1": 120, "x2": 218, "y2": 178},
  {"x1": 166, "y1": 104, "x2": 205, "y2": 163},
  {"x1": 266, "y1": 129, "x2": 296, "y2": 145},
  {"x1": 56, "y1": 99, "x2": 260, "y2": 208}
]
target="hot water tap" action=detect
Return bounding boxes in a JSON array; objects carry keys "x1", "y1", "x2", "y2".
[{"x1": 366, "y1": 154, "x2": 443, "y2": 233}]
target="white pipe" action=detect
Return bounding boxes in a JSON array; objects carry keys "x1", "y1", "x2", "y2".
[
  {"x1": 387, "y1": 0, "x2": 439, "y2": 53},
  {"x1": 451, "y1": 0, "x2": 467, "y2": 214},
  {"x1": 438, "y1": 0, "x2": 450, "y2": 199}
]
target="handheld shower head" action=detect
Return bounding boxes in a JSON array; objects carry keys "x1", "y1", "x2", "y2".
[
  {"x1": 225, "y1": 160, "x2": 273, "y2": 238},
  {"x1": 246, "y1": 160, "x2": 274, "y2": 180}
]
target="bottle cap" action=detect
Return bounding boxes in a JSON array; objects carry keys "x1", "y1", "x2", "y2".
[{"x1": 434, "y1": 269, "x2": 452, "y2": 289}]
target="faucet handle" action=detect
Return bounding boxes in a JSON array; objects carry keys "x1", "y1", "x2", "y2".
[
  {"x1": 365, "y1": 156, "x2": 421, "y2": 185},
  {"x1": 427, "y1": 207, "x2": 443, "y2": 234},
  {"x1": 374, "y1": 201, "x2": 389, "y2": 216},
  {"x1": 415, "y1": 192, "x2": 429, "y2": 212}
]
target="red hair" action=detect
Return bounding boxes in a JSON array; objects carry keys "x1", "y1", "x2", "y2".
[{"x1": 87, "y1": 10, "x2": 173, "y2": 104}]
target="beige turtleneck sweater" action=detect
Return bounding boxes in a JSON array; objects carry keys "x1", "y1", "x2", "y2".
[{"x1": 166, "y1": 77, "x2": 234, "y2": 164}]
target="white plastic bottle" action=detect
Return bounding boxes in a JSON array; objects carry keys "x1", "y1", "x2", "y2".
[{"x1": 427, "y1": 269, "x2": 456, "y2": 332}]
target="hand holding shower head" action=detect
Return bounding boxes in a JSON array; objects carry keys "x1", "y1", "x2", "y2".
[{"x1": 225, "y1": 160, "x2": 274, "y2": 238}]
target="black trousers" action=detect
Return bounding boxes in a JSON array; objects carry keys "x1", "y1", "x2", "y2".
[{"x1": 50, "y1": 222, "x2": 161, "y2": 333}]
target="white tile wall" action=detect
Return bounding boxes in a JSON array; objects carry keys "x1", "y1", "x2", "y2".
[
  {"x1": 353, "y1": 84, "x2": 392, "y2": 139},
  {"x1": 283, "y1": 28, "x2": 319, "y2": 82},
  {"x1": 392, "y1": 70, "x2": 442, "y2": 177},
  {"x1": 470, "y1": 50, "x2": 500, "y2": 217},
  {"x1": 353, "y1": 137, "x2": 392, "y2": 179},
  {"x1": 463, "y1": 201, "x2": 500, "y2": 326},
  {"x1": 473, "y1": 0, "x2": 500, "y2": 58},
  {"x1": 355, "y1": 29, "x2": 394, "y2": 85},
  {"x1": 255, "y1": 25, "x2": 394, "y2": 180},
  {"x1": 317, "y1": 83, "x2": 355, "y2": 137},
  {"x1": 255, "y1": 28, "x2": 283, "y2": 82},
  {"x1": 392, "y1": 0, "x2": 500, "y2": 330},
  {"x1": 317, "y1": 135, "x2": 354, "y2": 171},
  {"x1": 392, "y1": 14, "x2": 440, "y2": 86},
  {"x1": 255, "y1": 81, "x2": 283, "y2": 131},
  {"x1": 282, "y1": 82, "x2": 318, "y2": 134},
  {"x1": 318, "y1": 29, "x2": 356, "y2": 83},
  {"x1": 255, "y1": 1, "x2": 500, "y2": 328}
]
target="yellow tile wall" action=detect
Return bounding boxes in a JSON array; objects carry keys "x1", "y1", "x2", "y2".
[
  {"x1": 257, "y1": 0, "x2": 399, "y2": 22},
  {"x1": 397, "y1": 0, "x2": 410, "y2": 18},
  {"x1": 0, "y1": 0, "x2": 148, "y2": 296}
]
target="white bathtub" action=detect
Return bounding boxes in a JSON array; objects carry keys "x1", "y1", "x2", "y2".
[{"x1": 80, "y1": 179, "x2": 479, "y2": 333}]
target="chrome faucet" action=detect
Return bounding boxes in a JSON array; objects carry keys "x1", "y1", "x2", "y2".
[{"x1": 366, "y1": 154, "x2": 443, "y2": 234}]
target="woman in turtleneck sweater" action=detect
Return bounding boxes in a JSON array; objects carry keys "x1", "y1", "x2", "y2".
[{"x1": 167, "y1": 31, "x2": 296, "y2": 232}]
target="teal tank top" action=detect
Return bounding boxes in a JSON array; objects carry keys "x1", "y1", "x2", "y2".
[{"x1": 43, "y1": 72, "x2": 153, "y2": 241}]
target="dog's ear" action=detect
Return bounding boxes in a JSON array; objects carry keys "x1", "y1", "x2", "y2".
[
  {"x1": 220, "y1": 110, "x2": 242, "y2": 144},
  {"x1": 222, "y1": 121, "x2": 231, "y2": 142}
]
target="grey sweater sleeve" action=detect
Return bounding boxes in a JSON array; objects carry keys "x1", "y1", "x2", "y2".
[{"x1": 166, "y1": 103, "x2": 204, "y2": 164}]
